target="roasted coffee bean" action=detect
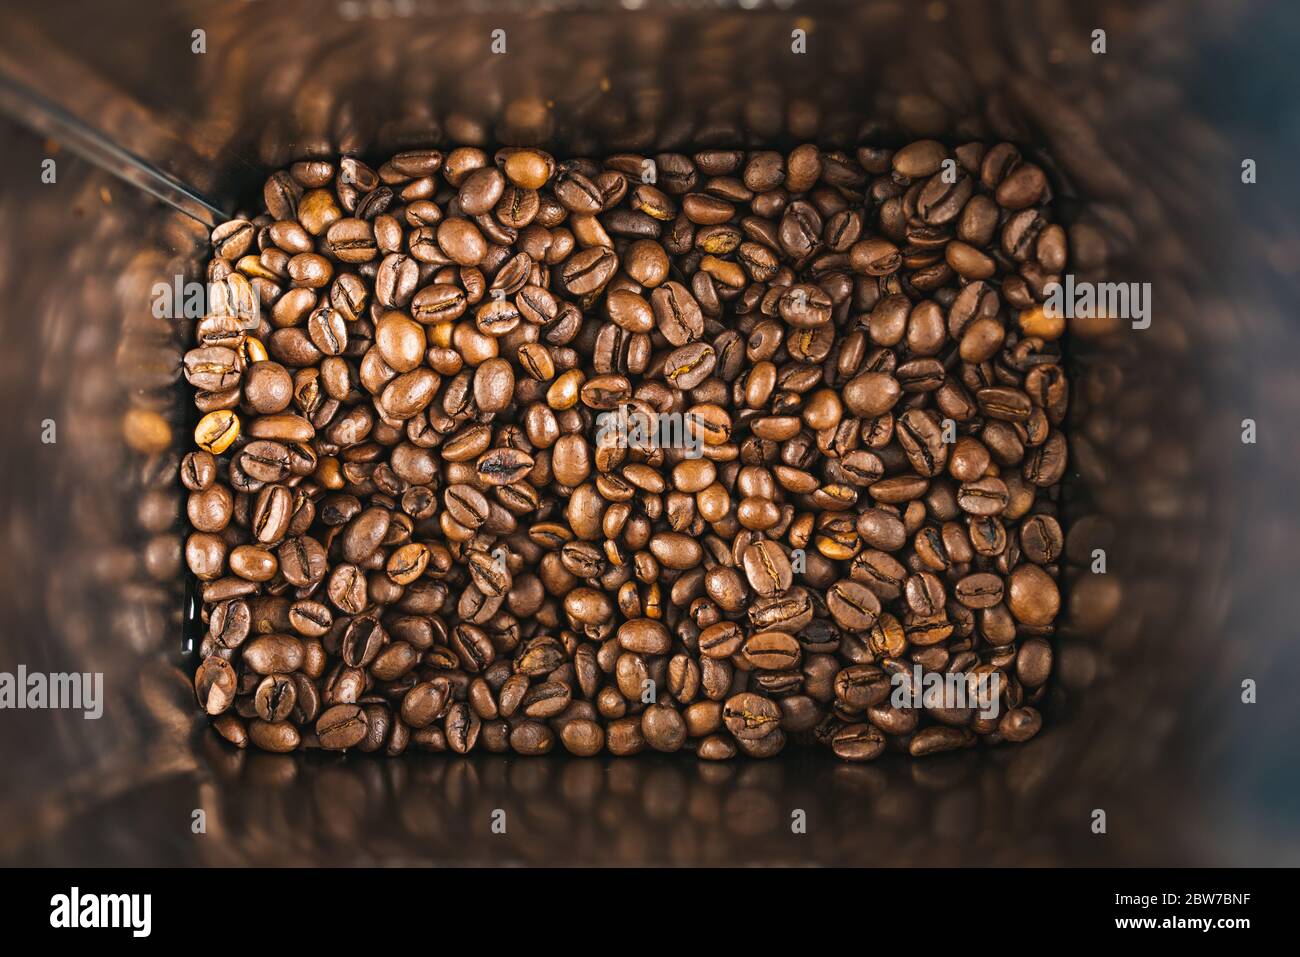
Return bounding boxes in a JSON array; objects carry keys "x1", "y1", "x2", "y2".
[
  {"x1": 1007, "y1": 564, "x2": 1061, "y2": 626},
  {"x1": 560, "y1": 718, "x2": 605, "y2": 756},
  {"x1": 742, "y1": 540, "x2": 792, "y2": 597},
  {"x1": 278, "y1": 534, "x2": 326, "y2": 586},
  {"x1": 248, "y1": 720, "x2": 301, "y2": 753},
  {"x1": 476, "y1": 448, "x2": 534, "y2": 485},
  {"x1": 194, "y1": 656, "x2": 237, "y2": 715},
  {"x1": 722, "y1": 692, "x2": 782, "y2": 741},
  {"x1": 209, "y1": 600, "x2": 251, "y2": 649},
  {"x1": 663, "y1": 342, "x2": 716, "y2": 391},
  {"x1": 401, "y1": 680, "x2": 451, "y2": 729},
  {"x1": 742, "y1": 631, "x2": 801, "y2": 670},
  {"x1": 326, "y1": 563, "x2": 368, "y2": 615},
  {"x1": 237, "y1": 440, "x2": 292, "y2": 483},
  {"x1": 341, "y1": 615, "x2": 387, "y2": 667},
  {"x1": 445, "y1": 702, "x2": 482, "y2": 753},
  {"x1": 242, "y1": 635, "x2": 304, "y2": 675},
  {"x1": 254, "y1": 674, "x2": 297, "y2": 722},
  {"x1": 316, "y1": 704, "x2": 369, "y2": 749},
  {"x1": 834, "y1": 664, "x2": 891, "y2": 711},
  {"x1": 896, "y1": 409, "x2": 948, "y2": 477},
  {"x1": 325, "y1": 218, "x2": 377, "y2": 263},
  {"x1": 651, "y1": 281, "x2": 704, "y2": 345},
  {"x1": 288, "y1": 600, "x2": 332, "y2": 637},
  {"x1": 826, "y1": 580, "x2": 881, "y2": 631},
  {"x1": 957, "y1": 478, "x2": 1010, "y2": 516},
  {"x1": 1020, "y1": 514, "x2": 1064, "y2": 564},
  {"x1": 641, "y1": 704, "x2": 687, "y2": 752},
  {"x1": 831, "y1": 723, "x2": 886, "y2": 761},
  {"x1": 908, "y1": 726, "x2": 975, "y2": 756},
  {"x1": 192, "y1": 143, "x2": 1068, "y2": 757}
]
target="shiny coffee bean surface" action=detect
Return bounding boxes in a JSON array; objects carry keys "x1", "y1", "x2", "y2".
[{"x1": 189, "y1": 144, "x2": 1067, "y2": 758}]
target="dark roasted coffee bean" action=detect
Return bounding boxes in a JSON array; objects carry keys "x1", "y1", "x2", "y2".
[
  {"x1": 401, "y1": 679, "x2": 451, "y2": 729},
  {"x1": 722, "y1": 692, "x2": 781, "y2": 741},
  {"x1": 444, "y1": 702, "x2": 482, "y2": 753},
  {"x1": 826, "y1": 580, "x2": 882, "y2": 631},
  {"x1": 1020, "y1": 514, "x2": 1064, "y2": 564},
  {"x1": 191, "y1": 143, "x2": 1068, "y2": 758},
  {"x1": 663, "y1": 342, "x2": 715, "y2": 391},
  {"x1": 254, "y1": 674, "x2": 297, "y2": 722},
  {"x1": 194, "y1": 656, "x2": 237, "y2": 715},
  {"x1": 1007, "y1": 564, "x2": 1060, "y2": 626},
  {"x1": 831, "y1": 723, "x2": 886, "y2": 761},
  {"x1": 742, "y1": 540, "x2": 792, "y2": 597},
  {"x1": 316, "y1": 704, "x2": 368, "y2": 749},
  {"x1": 742, "y1": 631, "x2": 801, "y2": 670},
  {"x1": 242, "y1": 635, "x2": 304, "y2": 675},
  {"x1": 248, "y1": 720, "x2": 300, "y2": 753}
]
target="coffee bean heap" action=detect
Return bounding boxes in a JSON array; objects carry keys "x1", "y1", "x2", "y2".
[{"x1": 186, "y1": 141, "x2": 1067, "y2": 759}]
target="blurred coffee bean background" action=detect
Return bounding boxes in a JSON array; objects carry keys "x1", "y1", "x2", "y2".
[{"x1": 0, "y1": 0, "x2": 1297, "y2": 865}]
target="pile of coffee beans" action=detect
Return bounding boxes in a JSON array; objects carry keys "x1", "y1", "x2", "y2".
[{"x1": 186, "y1": 141, "x2": 1067, "y2": 759}]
